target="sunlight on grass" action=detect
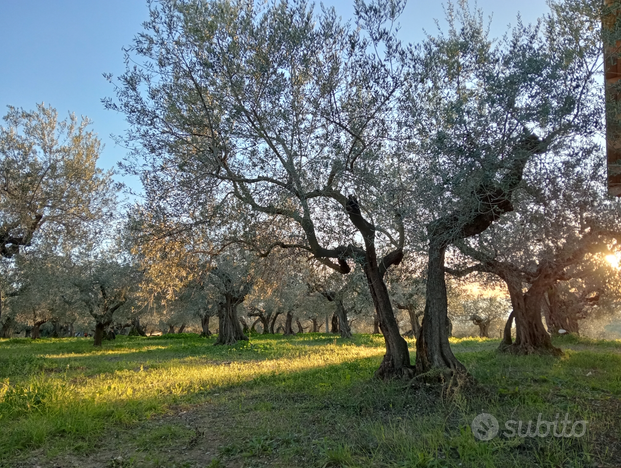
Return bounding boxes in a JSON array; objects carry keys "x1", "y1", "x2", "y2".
[
  {"x1": 0, "y1": 334, "x2": 385, "y2": 461},
  {"x1": 1, "y1": 333, "x2": 620, "y2": 467},
  {"x1": 43, "y1": 346, "x2": 171, "y2": 359}
]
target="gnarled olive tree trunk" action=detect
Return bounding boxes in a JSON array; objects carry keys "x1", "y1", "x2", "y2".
[
  {"x1": 373, "y1": 315, "x2": 380, "y2": 334},
  {"x1": 248, "y1": 308, "x2": 270, "y2": 334},
  {"x1": 283, "y1": 311, "x2": 296, "y2": 336},
  {"x1": 93, "y1": 320, "x2": 113, "y2": 346},
  {"x1": 201, "y1": 314, "x2": 212, "y2": 336},
  {"x1": 310, "y1": 317, "x2": 321, "y2": 332},
  {"x1": 31, "y1": 319, "x2": 47, "y2": 340},
  {"x1": 330, "y1": 313, "x2": 339, "y2": 334},
  {"x1": 415, "y1": 244, "x2": 466, "y2": 376},
  {"x1": 269, "y1": 311, "x2": 281, "y2": 334},
  {"x1": 363, "y1": 249, "x2": 412, "y2": 379},
  {"x1": 214, "y1": 296, "x2": 248, "y2": 345},
  {"x1": 498, "y1": 274, "x2": 560, "y2": 355},
  {"x1": 334, "y1": 300, "x2": 352, "y2": 338},
  {"x1": 471, "y1": 315, "x2": 491, "y2": 338},
  {"x1": 342, "y1": 196, "x2": 411, "y2": 379},
  {"x1": 543, "y1": 285, "x2": 581, "y2": 335},
  {"x1": 130, "y1": 317, "x2": 147, "y2": 336},
  {"x1": 396, "y1": 303, "x2": 422, "y2": 339}
]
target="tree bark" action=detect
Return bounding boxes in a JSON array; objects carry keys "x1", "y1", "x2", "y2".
[
  {"x1": 248, "y1": 309, "x2": 270, "y2": 334},
  {"x1": 239, "y1": 317, "x2": 250, "y2": 334},
  {"x1": 415, "y1": 243, "x2": 466, "y2": 378},
  {"x1": 130, "y1": 317, "x2": 147, "y2": 336},
  {"x1": 284, "y1": 311, "x2": 296, "y2": 336},
  {"x1": 397, "y1": 303, "x2": 422, "y2": 338},
  {"x1": 93, "y1": 322, "x2": 106, "y2": 346},
  {"x1": 177, "y1": 323, "x2": 186, "y2": 334},
  {"x1": 373, "y1": 315, "x2": 380, "y2": 334},
  {"x1": 214, "y1": 296, "x2": 248, "y2": 345},
  {"x1": 331, "y1": 313, "x2": 339, "y2": 334},
  {"x1": 201, "y1": 314, "x2": 212, "y2": 336},
  {"x1": 544, "y1": 285, "x2": 580, "y2": 335},
  {"x1": 250, "y1": 317, "x2": 261, "y2": 333},
  {"x1": 363, "y1": 250, "x2": 413, "y2": 379},
  {"x1": 499, "y1": 275, "x2": 561, "y2": 355},
  {"x1": 167, "y1": 325, "x2": 176, "y2": 334},
  {"x1": 500, "y1": 311, "x2": 515, "y2": 348},
  {"x1": 471, "y1": 315, "x2": 491, "y2": 338},
  {"x1": 334, "y1": 300, "x2": 352, "y2": 338},
  {"x1": 31, "y1": 319, "x2": 47, "y2": 340},
  {"x1": 296, "y1": 318, "x2": 305, "y2": 333},
  {"x1": 269, "y1": 311, "x2": 281, "y2": 334},
  {"x1": 311, "y1": 317, "x2": 320, "y2": 333}
]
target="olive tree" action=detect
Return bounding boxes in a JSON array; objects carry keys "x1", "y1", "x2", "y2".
[
  {"x1": 109, "y1": 0, "x2": 415, "y2": 377},
  {"x1": 451, "y1": 149, "x2": 621, "y2": 354},
  {"x1": 0, "y1": 104, "x2": 115, "y2": 257},
  {"x1": 108, "y1": 0, "x2": 604, "y2": 379},
  {"x1": 400, "y1": 0, "x2": 604, "y2": 376}
]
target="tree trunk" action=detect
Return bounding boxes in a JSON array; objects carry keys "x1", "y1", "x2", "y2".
[
  {"x1": 415, "y1": 243, "x2": 466, "y2": 379},
  {"x1": 167, "y1": 325, "x2": 176, "y2": 334},
  {"x1": 214, "y1": 296, "x2": 248, "y2": 345},
  {"x1": 93, "y1": 322, "x2": 106, "y2": 346},
  {"x1": 201, "y1": 314, "x2": 212, "y2": 336},
  {"x1": 1, "y1": 318, "x2": 15, "y2": 338},
  {"x1": 239, "y1": 317, "x2": 250, "y2": 334},
  {"x1": 544, "y1": 286, "x2": 580, "y2": 335},
  {"x1": 31, "y1": 319, "x2": 46, "y2": 340},
  {"x1": 269, "y1": 311, "x2": 281, "y2": 334},
  {"x1": 373, "y1": 315, "x2": 380, "y2": 334},
  {"x1": 250, "y1": 317, "x2": 260, "y2": 333},
  {"x1": 51, "y1": 320, "x2": 61, "y2": 338},
  {"x1": 284, "y1": 311, "x2": 296, "y2": 336},
  {"x1": 331, "y1": 313, "x2": 339, "y2": 334},
  {"x1": 130, "y1": 318, "x2": 147, "y2": 336},
  {"x1": 335, "y1": 300, "x2": 352, "y2": 338},
  {"x1": 177, "y1": 323, "x2": 186, "y2": 334},
  {"x1": 363, "y1": 250, "x2": 413, "y2": 380},
  {"x1": 471, "y1": 315, "x2": 491, "y2": 338},
  {"x1": 499, "y1": 276, "x2": 561, "y2": 355},
  {"x1": 296, "y1": 318, "x2": 305, "y2": 333},
  {"x1": 311, "y1": 317, "x2": 320, "y2": 333},
  {"x1": 407, "y1": 307, "x2": 421, "y2": 338},
  {"x1": 500, "y1": 311, "x2": 514, "y2": 348},
  {"x1": 260, "y1": 316, "x2": 269, "y2": 334}
]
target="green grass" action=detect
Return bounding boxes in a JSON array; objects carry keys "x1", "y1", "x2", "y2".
[{"x1": 0, "y1": 333, "x2": 619, "y2": 467}]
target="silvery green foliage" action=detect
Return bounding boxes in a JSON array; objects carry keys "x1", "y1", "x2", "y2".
[
  {"x1": 0, "y1": 104, "x2": 116, "y2": 257},
  {"x1": 6, "y1": 254, "x2": 77, "y2": 332},
  {"x1": 107, "y1": 0, "x2": 407, "y2": 270},
  {"x1": 69, "y1": 256, "x2": 138, "y2": 326},
  {"x1": 400, "y1": 0, "x2": 603, "y2": 244}
]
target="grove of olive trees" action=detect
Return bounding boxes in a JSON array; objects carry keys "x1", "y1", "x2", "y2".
[{"x1": 2, "y1": 0, "x2": 620, "y2": 382}]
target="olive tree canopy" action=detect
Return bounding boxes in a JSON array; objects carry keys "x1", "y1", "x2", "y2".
[{"x1": 0, "y1": 104, "x2": 116, "y2": 257}]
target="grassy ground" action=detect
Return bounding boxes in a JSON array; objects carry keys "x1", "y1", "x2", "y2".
[{"x1": 0, "y1": 333, "x2": 620, "y2": 468}]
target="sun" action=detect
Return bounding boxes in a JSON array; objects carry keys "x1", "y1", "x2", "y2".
[{"x1": 606, "y1": 253, "x2": 620, "y2": 269}]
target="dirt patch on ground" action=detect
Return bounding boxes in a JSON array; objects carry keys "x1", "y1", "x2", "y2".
[{"x1": 11, "y1": 403, "x2": 234, "y2": 468}]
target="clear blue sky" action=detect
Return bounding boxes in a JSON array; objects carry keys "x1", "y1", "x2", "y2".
[{"x1": 0, "y1": 0, "x2": 551, "y2": 196}]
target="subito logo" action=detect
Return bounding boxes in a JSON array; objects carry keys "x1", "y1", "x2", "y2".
[{"x1": 471, "y1": 413, "x2": 499, "y2": 441}]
